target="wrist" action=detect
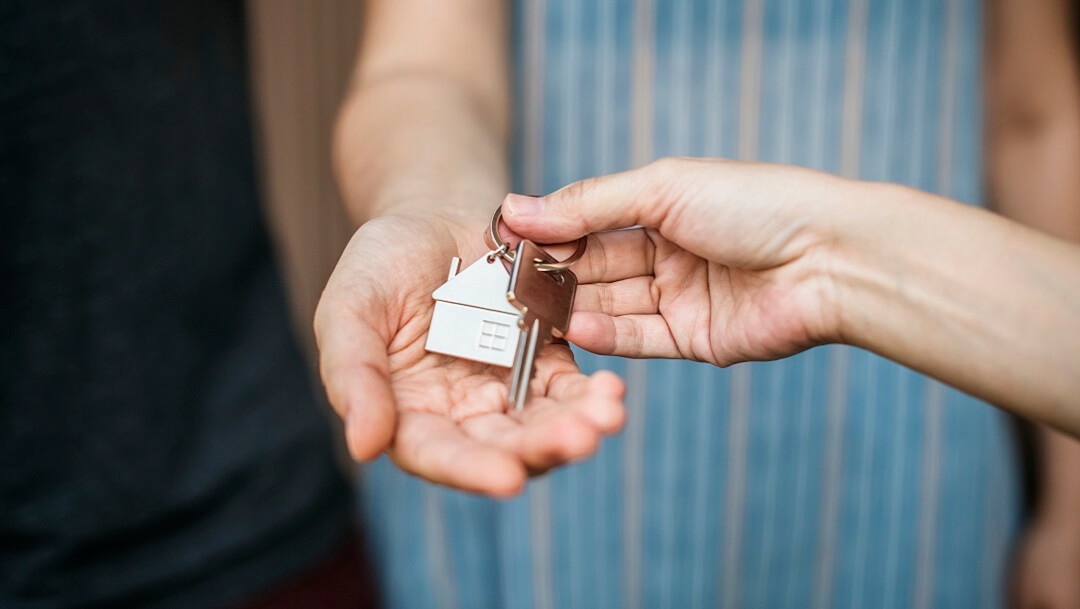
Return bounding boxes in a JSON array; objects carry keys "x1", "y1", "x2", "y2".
[
  {"x1": 794, "y1": 175, "x2": 888, "y2": 348},
  {"x1": 368, "y1": 188, "x2": 504, "y2": 225},
  {"x1": 333, "y1": 77, "x2": 509, "y2": 226},
  {"x1": 815, "y1": 178, "x2": 926, "y2": 350},
  {"x1": 361, "y1": 190, "x2": 503, "y2": 261}
]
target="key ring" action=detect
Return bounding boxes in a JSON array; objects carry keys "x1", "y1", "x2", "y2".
[{"x1": 488, "y1": 204, "x2": 587, "y2": 272}]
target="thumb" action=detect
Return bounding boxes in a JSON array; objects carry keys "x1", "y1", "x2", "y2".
[{"x1": 502, "y1": 158, "x2": 697, "y2": 242}]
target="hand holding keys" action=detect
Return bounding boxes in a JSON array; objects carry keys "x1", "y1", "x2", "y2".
[
  {"x1": 426, "y1": 206, "x2": 587, "y2": 409},
  {"x1": 318, "y1": 207, "x2": 623, "y2": 495}
]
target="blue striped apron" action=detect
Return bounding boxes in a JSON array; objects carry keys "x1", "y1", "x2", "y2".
[{"x1": 359, "y1": 1, "x2": 1023, "y2": 608}]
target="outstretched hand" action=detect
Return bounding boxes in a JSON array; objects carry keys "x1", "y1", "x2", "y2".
[
  {"x1": 502, "y1": 158, "x2": 846, "y2": 366},
  {"x1": 315, "y1": 212, "x2": 625, "y2": 497}
]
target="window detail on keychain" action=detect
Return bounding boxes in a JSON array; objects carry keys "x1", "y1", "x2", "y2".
[{"x1": 478, "y1": 321, "x2": 511, "y2": 351}]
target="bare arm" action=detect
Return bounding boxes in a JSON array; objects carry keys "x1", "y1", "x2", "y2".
[
  {"x1": 499, "y1": 155, "x2": 1080, "y2": 435},
  {"x1": 988, "y1": 0, "x2": 1080, "y2": 529},
  {"x1": 988, "y1": 0, "x2": 1080, "y2": 237},
  {"x1": 316, "y1": 1, "x2": 625, "y2": 496},
  {"x1": 988, "y1": 0, "x2": 1080, "y2": 606},
  {"x1": 333, "y1": 0, "x2": 510, "y2": 223},
  {"x1": 835, "y1": 180, "x2": 1080, "y2": 435},
  {"x1": 987, "y1": 0, "x2": 1080, "y2": 468}
]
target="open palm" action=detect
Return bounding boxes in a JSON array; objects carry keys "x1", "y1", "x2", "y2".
[{"x1": 315, "y1": 213, "x2": 625, "y2": 496}]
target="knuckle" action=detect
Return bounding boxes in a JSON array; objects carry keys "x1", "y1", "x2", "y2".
[
  {"x1": 639, "y1": 158, "x2": 691, "y2": 226},
  {"x1": 555, "y1": 179, "x2": 598, "y2": 228},
  {"x1": 617, "y1": 319, "x2": 645, "y2": 357},
  {"x1": 646, "y1": 156, "x2": 699, "y2": 186},
  {"x1": 557, "y1": 178, "x2": 592, "y2": 205},
  {"x1": 598, "y1": 284, "x2": 615, "y2": 316},
  {"x1": 647, "y1": 278, "x2": 661, "y2": 309},
  {"x1": 587, "y1": 234, "x2": 608, "y2": 281},
  {"x1": 648, "y1": 156, "x2": 684, "y2": 175}
]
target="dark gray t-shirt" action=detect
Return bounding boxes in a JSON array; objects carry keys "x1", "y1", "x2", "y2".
[{"x1": 0, "y1": 1, "x2": 352, "y2": 607}]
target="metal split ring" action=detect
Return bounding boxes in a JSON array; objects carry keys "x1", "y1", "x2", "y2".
[{"x1": 488, "y1": 204, "x2": 587, "y2": 272}]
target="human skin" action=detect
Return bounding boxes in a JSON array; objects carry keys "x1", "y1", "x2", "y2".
[
  {"x1": 986, "y1": 0, "x2": 1080, "y2": 605},
  {"x1": 317, "y1": 0, "x2": 624, "y2": 497},
  {"x1": 322, "y1": 0, "x2": 1080, "y2": 515},
  {"x1": 500, "y1": 158, "x2": 1080, "y2": 435}
]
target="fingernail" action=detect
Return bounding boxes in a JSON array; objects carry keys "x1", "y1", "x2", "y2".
[{"x1": 504, "y1": 193, "x2": 543, "y2": 216}]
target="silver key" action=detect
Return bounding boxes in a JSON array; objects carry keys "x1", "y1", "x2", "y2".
[
  {"x1": 506, "y1": 240, "x2": 577, "y2": 409},
  {"x1": 425, "y1": 207, "x2": 584, "y2": 410}
]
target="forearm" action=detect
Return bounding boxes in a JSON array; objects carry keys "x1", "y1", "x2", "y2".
[
  {"x1": 829, "y1": 182, "x2": 1080, "y2": 433},
  {"x1": 988, "y1": 0, "x2": 1080, "y2": 515},
  {"x1": 334, "y1": 78, "x2": 508, "y2": 223},
  {"x1": 1038, "y1": 429, "x2": 1080, "y2": 520},
  {"x1": 333, "y1": 0, "x2": 509, "y2": 225},
  {"x1": 987, "y1": 0, "x2": 1080, "y2": 236}
]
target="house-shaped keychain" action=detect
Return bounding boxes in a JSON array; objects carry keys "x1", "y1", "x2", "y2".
[{"x1": 425, "y1": 256, "x2": 522, "y2": 367}]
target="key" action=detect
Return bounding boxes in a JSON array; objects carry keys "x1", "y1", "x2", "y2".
[
  {"x1": 426, "y1": 204, "x2": 586, "y2": 408},
  {"x1": 506, "y1": 239, "x2": 578, "y2": 410}
]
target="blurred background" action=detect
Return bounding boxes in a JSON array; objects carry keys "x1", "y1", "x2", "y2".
[
  {"x1": 246, "y1": 0, "x2": 357, "y2": 364},
  {"x1": 3, "y1": 1, "x2": 1079, "y2": 608}
]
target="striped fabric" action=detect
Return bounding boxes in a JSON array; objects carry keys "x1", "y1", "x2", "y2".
[{"x1": 359, "y1": 1, "x2": 1024, "y2": 608}]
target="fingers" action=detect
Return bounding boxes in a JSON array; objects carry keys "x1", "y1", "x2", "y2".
[
  {"x1": 542, "y1": 368, "x2": 626, "y2": 433},
  {"x1": 566, "y1": 312, "x2": 682, "y2": 359},
  {"x1": 315, "y1": 301, "x2": 397, "y2": 462},
  {"x1": 497, "y1": 223, "x2": 654, "y2": 285},
  {"x1": 570, "y1": 228, "x2": 655, "y2": 284},
  {"x1": 501, "y1": 157, "x2": 706, "y2": 242},
  {"x1": 530, "y1": 345, "x2": 625, "y2": 432},
  {"x1": 457, "y1": 388, "x2": 624, "y2": 475},
  {"x1": 459, "y1": 407, "x2": 597, "y2": 473},
  {"x1": 456, "y1": 347, "x2": 625, "y2": 475},
  {"x1": 391, "y1": 411, "x2": 527, "y2": 497},
  {"x1": 574, "y1": 276, "x2": 659, "y2": 316}
]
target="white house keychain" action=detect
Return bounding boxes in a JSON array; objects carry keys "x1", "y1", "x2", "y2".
[{"x1": 424, "y1": 205, "x2": 587, "y2": 409}]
